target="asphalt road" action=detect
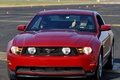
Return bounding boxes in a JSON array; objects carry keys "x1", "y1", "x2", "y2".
[{"x1": 0, "y1": 4, "x2": 120, "y2": 80}]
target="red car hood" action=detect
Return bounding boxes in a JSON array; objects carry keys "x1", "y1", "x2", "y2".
[{"x1": 13, "y1": 30, "x2": 97, "y2": 47}]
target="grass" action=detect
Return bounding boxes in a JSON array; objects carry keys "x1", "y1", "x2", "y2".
[
  {"x1": 1, "y1": 0, "x2": 119, "y2": 7},
  {"x1": 0, "y1": 1, "x2": 99, "y2": 7}
]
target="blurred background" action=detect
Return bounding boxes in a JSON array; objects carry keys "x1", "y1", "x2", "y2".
[
  {"x1": 0, "y1": 0, "x2": 120, "y2": 6},
  {"x1": 0, "y1": 0, "x2": 120, "y2": 80}
]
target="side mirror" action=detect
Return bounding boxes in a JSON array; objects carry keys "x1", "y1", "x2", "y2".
[
  {"x1": 101, "y1": 25, "x2": 111, "y2": 31},
  {"x1": 17, "y1": 25, "x2": 26, "y2": 31}
]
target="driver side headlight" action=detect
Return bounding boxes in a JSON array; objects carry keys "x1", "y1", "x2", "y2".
[
  {"x1": 83, "y1": 47, "x2": 92, "y2": 55},
  {"x1": 78, "y1": 47, "x2": 92, "y2": 55}
]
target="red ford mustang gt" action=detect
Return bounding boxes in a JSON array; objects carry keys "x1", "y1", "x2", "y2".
[{"x1": 7, "y1": 9, "x2": 114, "y2": 80}]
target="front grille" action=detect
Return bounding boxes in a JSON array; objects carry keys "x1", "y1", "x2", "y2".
[
  {"x1": 16, "y1": 67, "x2": 85, "y2": 77},
  {"x1": 16, "y1": 67, "x2": 84, "y2": 73},
  {"x1": 21, "y1": 47, "x2": 78, "y2": 56}
]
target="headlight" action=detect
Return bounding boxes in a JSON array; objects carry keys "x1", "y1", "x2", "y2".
[
  {"x1": 28, "y1": 47, "x2": 36, "y2": 55},
  {"x1": 83, "y1": 47, "x2": 92, "y2": 55},
  {"x1": 11, "y1": 46, "x2": 22, "y2": 54},
  {"x1": 62, "y1": 47, "x2": 71, "y2": 55}
]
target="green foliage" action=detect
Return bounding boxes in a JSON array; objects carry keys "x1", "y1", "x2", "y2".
[
  {"x1": 0, "y1": 0, "x2": 119, "y2": 6},
  {"x1": 0, "y1": 0, "x2": 97, "y2": 6}
]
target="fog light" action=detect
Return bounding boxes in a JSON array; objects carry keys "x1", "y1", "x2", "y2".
[
  {"x1": 28, "y1": 47, "x2": 36, "y2": 55},
  {"x1": 62, "y1": 47, "x2": 71, "y2": 55}
]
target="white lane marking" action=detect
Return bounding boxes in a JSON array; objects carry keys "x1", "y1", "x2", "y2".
[
  {"x1": 0, "y1": 20, "x2": 29, "y2": 23},
  {"x1": 0, "y1": 52, "x2": 7, "y2": 61},
  {"x1": 110, "y1": 24, "x2": 120, "y2": 27},
  {"x1": 0, "y1": 59, "x2": 7, "y2": 61}
]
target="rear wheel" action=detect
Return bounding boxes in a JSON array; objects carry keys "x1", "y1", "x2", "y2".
[{"x1": 103, "y1": 44, "x2": 114, "y2": 70}]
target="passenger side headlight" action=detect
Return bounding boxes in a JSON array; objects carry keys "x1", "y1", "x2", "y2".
[{"x1": 11, "y1": 46, "x2": 22, "y2": 54}]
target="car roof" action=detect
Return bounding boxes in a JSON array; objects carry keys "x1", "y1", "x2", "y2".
[{"x1": 37, "y1": 9, "x2": 96, "y2": 15}]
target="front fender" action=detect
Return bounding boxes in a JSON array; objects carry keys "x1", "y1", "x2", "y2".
[
  {"x1": 87, "y1": 36, "x2": 101, "y2": 59},
  {"x1": 7, "y1": 40, "x2": 14, "y2": 53}
]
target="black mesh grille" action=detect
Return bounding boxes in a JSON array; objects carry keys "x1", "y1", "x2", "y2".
[
  {"x1": 21, "y1": 47, "x2": 78, "y2": 56},
  {"x1": 16, "y1": 67, "x2": 84, "y2": 73}
]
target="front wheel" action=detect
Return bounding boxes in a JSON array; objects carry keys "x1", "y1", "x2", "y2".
[
  {"x1": 91, "y1": 53, "x2": 102, "y2": 80},
  {"x1": 7, "y1": 68, "x2": 17, "y2": 80}
]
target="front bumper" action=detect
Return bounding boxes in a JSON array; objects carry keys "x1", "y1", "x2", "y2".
[
  {"x1": 8, "y1": 67, "x2": 95, "y2": 78},
  {"x1": 7, "y1": 53, "x2": 98, "y2": 77}
]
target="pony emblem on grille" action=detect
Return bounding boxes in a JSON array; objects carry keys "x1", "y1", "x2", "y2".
[{"x1": 45, "y1": 48, "x2": 55, "y2": 54}]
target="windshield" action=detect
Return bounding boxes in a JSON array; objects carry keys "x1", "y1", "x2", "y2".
[{"x1": 26, "y1": 14, "x2": 96, "y2": 32}]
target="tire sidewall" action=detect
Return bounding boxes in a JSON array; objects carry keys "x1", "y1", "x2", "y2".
[{"x1": 93, "y1": 53, "x2": 102, "y2": 80}]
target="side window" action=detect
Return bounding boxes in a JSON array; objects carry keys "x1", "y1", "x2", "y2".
[{"x1": 96, "y1": 15, "x2": 104, "y2": 27}]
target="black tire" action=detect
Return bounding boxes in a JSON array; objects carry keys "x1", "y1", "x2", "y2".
[
  {"x1": 7, "y1": 68, "x2": 17, "y2": 80},
  {"x1": 91, "y1": 53, "x2": 102, "y2": 80},
  {"x1": 103, "y1": 44, "x2": 114, "y2": 70},
  {"x1": 8, "y1": 74, "x2": 17, "y2": 80}
]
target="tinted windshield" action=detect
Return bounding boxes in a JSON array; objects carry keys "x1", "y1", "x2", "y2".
[{"x1": 26, "y1": 14, "x2": 96, "y2": 32}]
